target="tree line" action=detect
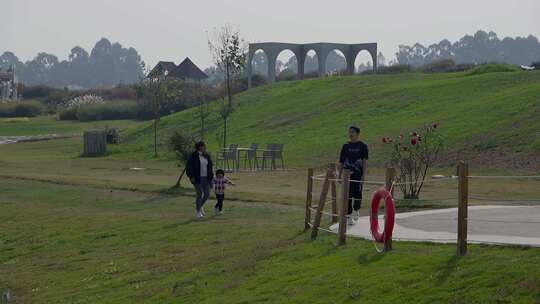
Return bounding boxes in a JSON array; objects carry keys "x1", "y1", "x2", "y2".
[
  {"x1": 0, "y1": 38, "x2": 144, "y2": 89},
  {"x1": 396, "y1": 30, "x2": 540, "y2": 67}
]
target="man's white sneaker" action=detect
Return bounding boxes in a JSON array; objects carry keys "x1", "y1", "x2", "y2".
[{"x1": 347, "y1": 216, "x2": 355, "y2": 225}]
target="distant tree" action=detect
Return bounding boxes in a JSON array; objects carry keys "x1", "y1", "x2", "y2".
[
  {"x1": 251, "y1": 51, "x2": 268, "y2": 76},
  {"x1": 197, "y1": 83, "x2": 211, "y2": 141},
  {"x1": 136, "y1": 77, "x2": 181, "y2": 157},
  {"x1": 396, "y1": 30, "x2": 540, "y2": 67},
  {"x1": 377, "y1": 52, "x2": 386, "y2": 67},
  {"x1": 1, "y1": 38, "x2": 144, "y2": 88},
  {"x1": 208, "y1": 25, "x2": 247, "y2": 148}
]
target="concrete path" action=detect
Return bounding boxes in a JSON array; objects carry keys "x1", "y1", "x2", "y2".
[
  {"x1": 329, "y1": 205, "x2": 540, "y2": 247},
  {"x1": 0, "y1": 134, "x2": 74, "y2": 145}
]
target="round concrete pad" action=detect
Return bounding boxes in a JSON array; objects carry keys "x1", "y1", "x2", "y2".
[{"x1": 329, "y1": 205, "x2": 540, "y2": 247}]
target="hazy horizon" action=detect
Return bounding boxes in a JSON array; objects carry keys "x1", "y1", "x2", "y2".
[{"x1": 3, "y1": 0, "x2": 540, "y2": 69}]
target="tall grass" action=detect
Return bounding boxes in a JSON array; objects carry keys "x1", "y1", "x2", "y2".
[{"x1": 0, "y1": 100, "x2": 44, "y2": 117}]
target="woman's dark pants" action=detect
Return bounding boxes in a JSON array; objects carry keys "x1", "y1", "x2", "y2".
[{"x1": 194, "y1": 179, "x2": 210, "y2": 212}]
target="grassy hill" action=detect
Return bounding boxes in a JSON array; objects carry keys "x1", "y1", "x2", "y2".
[{"x1": 123, "y1": 68, "x2": 540, "y2": 170}]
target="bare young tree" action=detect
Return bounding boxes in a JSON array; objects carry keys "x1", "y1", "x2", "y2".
[
  {"x1": 197, "y1": 82, "x2": 211, "y2": 141},
  {"x1": 137, "y1": 75, "x2": 180, "y2": 157},
  {"x1": 208, "y1": 25, "x2": 246, "y2": 148}
]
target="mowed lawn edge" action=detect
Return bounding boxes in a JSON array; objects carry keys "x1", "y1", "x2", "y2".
[{"x1": 1, "y1": 177, "x2": 539, "y2": 303}]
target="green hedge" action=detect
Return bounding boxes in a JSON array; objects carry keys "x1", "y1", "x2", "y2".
[
  {"x1": 466, "y1": 64, "x2": 519, "y2": 76},
  {"x1": 58, "y1": 100, "x2": 140, "y2": 121},
  {"x1": 0, "y1": 100, "x2": 44, "y2": 117}
]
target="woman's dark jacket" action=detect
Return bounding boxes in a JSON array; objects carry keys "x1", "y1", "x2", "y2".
[{"x1": 186, "y1": 152, "x2": 214, "y2": 184}]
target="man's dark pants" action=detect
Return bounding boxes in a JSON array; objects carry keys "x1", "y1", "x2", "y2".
[{"x1": 347, "y1": 173, "x2": 363, "y2": 215}]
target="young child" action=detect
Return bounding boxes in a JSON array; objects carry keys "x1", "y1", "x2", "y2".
[{"x1": 213, "y1": 169, "x2": 234, "y2": 215}]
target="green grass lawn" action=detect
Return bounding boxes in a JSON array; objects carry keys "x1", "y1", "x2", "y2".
[
  {"x1": 1, "y1": 71, "x2": 540, "y2": 303},
  {"x1": 1, "y1": 177, "x2": 539, "y2": 303},
  {"x1": 122, "y1": 70, "x2": 540, "y2": 170},
  {"x1": 0, "y1": 115, "x2": 144, "y2": 137}
]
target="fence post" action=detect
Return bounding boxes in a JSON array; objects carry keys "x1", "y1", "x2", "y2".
[
  {"x1": 457, "y1": 161, "x2": 469, "y2": 256},
  {"x1": 310, "y1": 163, "x2": 335, "y2": 240},
  {"x1": 338, "y1": 169, "x2": 351, "y2": 246},
  {"x1": 331, "y1": 180, "x2": 338, "y2": 223},
  {"x1": 384, "y1": 167, "x2": 396, "y2": 252},
  {"x1": 305, "y1": 168, "x2": 314, "y2": 230}
]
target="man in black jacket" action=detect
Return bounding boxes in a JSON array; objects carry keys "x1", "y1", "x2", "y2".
[
  {"x1": 338, "y1": 125, "x2": 369, "y2": 225},
  {"x1": 186, "y1": 141, "x2": 214, "y2": 218}
]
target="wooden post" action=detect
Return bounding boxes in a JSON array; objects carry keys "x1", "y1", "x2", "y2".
[
  {"x1": 457, "y1": 162, "x2": 469, "y2": 256},
  {"x1": 331, "y1": 180, "x2": 338, "y2": 223},
  {"x1": 384, "y1": 167, "x2": 396, "y2": 252},
  {"x1": 338, "y1": 169, "x2": 351, "y2": 246},
  {"x1": 305, "y1": 168, "x2": 314, "y2": 230},
  {"x1": 310, "y1": 163, "x2": 335, "y2": 240}
]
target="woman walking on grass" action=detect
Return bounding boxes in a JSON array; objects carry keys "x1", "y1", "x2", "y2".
[{"x1": 186, "y1": 141, "x2": 214, "y2": 218}]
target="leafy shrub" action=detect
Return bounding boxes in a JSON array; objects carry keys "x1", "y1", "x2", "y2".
[
  {"x1": 422, "y1": 60, "x2": 477, "y2": 73},
  {"x1": 465, "y1": 64, "x2": 519, "y2": 76},
  {"x1": 0, "y1": 100, "x2": 44, "y2": 117},
  {"x1": 377, "y1": 64, "x2": 413, "y2": 74},
  {"x1": 57, "y1": 106, "x2": 78, "y2": 120},
  {"x1": 169, "y1": 131, "x2": 196, "y2": 187},
  {"x1": 58, "y1": 100, "x2": 139, "y2": 121},
  {"x1": 422, "y1": 59, "x2": 456, "y2": 73},
  {"x1": 531, "y1": 62, "x2": 540, "y2": 69}
]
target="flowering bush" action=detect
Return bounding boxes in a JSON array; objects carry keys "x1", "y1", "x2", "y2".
[
  {"x1": 63, "y1": 94, "x2": 105, "y2": 108},
  {"x1": 382, "y1": 123, "x2": 443, "y2": 199}
]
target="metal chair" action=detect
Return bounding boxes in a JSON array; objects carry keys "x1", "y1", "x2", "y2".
[
  {"x1": 272, "y1": 143, "x2": 285, "y2": 170},
  {"x1": 240, "y1": 143, "x2": 259, "y2": 170},
  {"x1": 258, "y1": 143, "x2": 284, "y2": 170},
  {"x1": 217, "y1": 144, "x2": 238, "y2": 171}
]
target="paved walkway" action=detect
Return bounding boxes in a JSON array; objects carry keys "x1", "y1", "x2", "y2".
[{"x1": 329, "y1": 205, "x2": 540, "y2": 247}]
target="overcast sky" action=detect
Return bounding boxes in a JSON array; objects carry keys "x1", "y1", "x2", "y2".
[{"x1": 3, "y1": 0, "x2": 540, "y2": 69}]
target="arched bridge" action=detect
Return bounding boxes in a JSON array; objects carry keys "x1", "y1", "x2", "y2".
[{"x1": 247, "y1": 42, "x2": 378, "y2": 88}]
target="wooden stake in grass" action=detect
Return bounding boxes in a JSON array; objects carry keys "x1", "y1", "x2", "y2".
[
  {"x1": 457, "y1": 161, "x2": 469, "y2": 256},
  {"x1": 305, "y1": 168, "x2": 314, "y2": 230},
  {"x1": 310, "y1": 163, "x2": 335, "y2": 240},
  {"x1": 384, "y1": 167, "x2": 396, "y2": 252},
  {"x1": 338, "y1": 169, "x2": 351, "y2": 246},
  {"x1": 331, "y1": 179, "x2": 338, "y2": 223}
]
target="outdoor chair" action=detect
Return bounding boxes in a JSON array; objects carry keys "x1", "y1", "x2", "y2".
[
  {"x1": 239, "y1": 143, "x2": 259, "y2": 170},
  {"x1": 257, "y1": 143, "x2": 285, "y2": 170},
  {"x1": 217, "y1": 144, "x2": 238, "y2": 171}
]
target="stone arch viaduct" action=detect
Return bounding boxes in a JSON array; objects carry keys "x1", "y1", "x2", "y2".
[{"x1": 247, "y1": 42, "x2": 377, "y2": 88}]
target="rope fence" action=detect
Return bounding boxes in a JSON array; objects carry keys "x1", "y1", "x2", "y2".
[{"x1": 304, "y1": 162, "x2": 540, "y2": 256}]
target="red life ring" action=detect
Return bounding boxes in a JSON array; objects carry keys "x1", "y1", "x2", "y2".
[{"x1": 370, "y1": 188, "x2": 396, "y2": 243}]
